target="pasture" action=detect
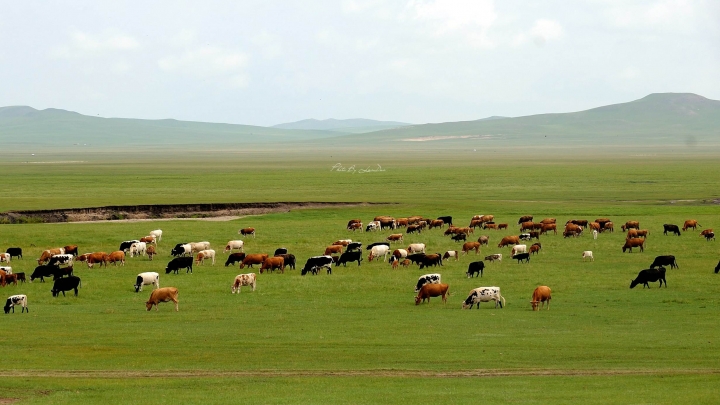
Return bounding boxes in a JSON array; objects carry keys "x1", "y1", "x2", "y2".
[{"x1": 1, "y1": 153, "x2": 720, "y2": 404}]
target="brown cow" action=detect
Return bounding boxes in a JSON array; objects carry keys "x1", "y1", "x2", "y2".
[
  {"x1": 540, "y1": 224, "x2": 557, "y2": 235},
  {"x1": 348, "y1": 222, "x2": 363, "y2": 232},
  {"x1": 146, "y1": 287, "x2": 179, "y2": 311},
  {"x1": 333, "y1": 240, "x2": 351, "y2": 246},
  {"x1": 529, "y1": 243, "x2": 541, "y2": 255},
  {"x1": 4, "y1": 273, "x2": 18, "y2": 286},
  {"x1": 478, "y1": 215, "x2": 494, "y2": 223},
  {"x1": 603, "y1": 221, "x2": 614, "y2": 233},
  {"x1": 401, "y1": 259, "x2": 411, "y2": 267},
  {"x1": 324, "y1": 245, "x2": 344, "y2": 256},
  {"x1": 700, "y1": 229, "x2": 714, "y2": 236},
  {"x1": 622, "y1": 238, "x2": 645, "y2": 253},
  {"x1": 621, "y1": 221, "x2": 640, "y2": 232},
  {"x1": 444, "y1": 226, "x2": 459, "y2": 235},
  {"x1": 38, "y1": 248, "x2": 64, "y2": 265},
  {"x1": 347, "y1": 219, "x2": 362, "y2": 228},
  {"x1": 239, "y1": 227, "x2": 256, "y2": 238},
  {"x1": 415, "y1": 283, "x2": 449, "y2": 305},
  {"x1": 497, "y1": 223, "x2": 508, "y2": 230},
  {"x1": 683, "y1": 220, "x2": 700, "y2": 231},
  {"x1": 531, "y1": 286, "x2": 552, "y2": 311},
  {"x1": 146, "y1": 245, "x2": 157, "y2": 260},
  {"x1": 107, "y1": 251, "x2": 126, "y2": 266},
  {"x1": 565, "y1": 223, "x2": 582, "y2": 233},
  {"x1": 498, "y1": 235, "x2": 520, "y2": 248},
  {"x1": 63, "y1": 245, "x2": 79, "y2": 257},
  {"x1": 407, "y1": 216, "x2": 423, "y2": 225},
  {"x1": 429, "y1": 219, "x2": 445, "y2": 229},
  {"x1": 627, "y1": 229, "x2": 649, "y2": 239},
  {"x1": 395, "y1": 218, "x2": 409, "y2": 227},
  {"x1": 540, "y1": 218, "x2": 556, "y2": 224},
  {"x1": 0, "y1": 270, "x2": 6, "y2": 287},
  {"x1": 567, "y1": 219, "x2": 588, "y2": 228},
  {"x1": 76, "y1": 253, "x2": 90, "y2": 262},
  {"x1": 386, "y1": 234, "x2": 404, "y2": 243},
  {"x1": 477, "y1": 235, "x2": 489, "y2": 246},
  {"x1": 86, "y1": 252, "x2": 108, "y2": 268},
  {"x1": 456, "y1": 227, "x2": 473, "y2": 234},
  {"x1": 528, "y1": 231, "x2": 540, "y2": 240},
  {"x1": 484, "y1": 223, "x2": 498, "y2": 230},
  {"x1": 240, "y1": 254, "x2": 269, "y2": 269},
  {"x1": 469, "y1": 219, "x2": 484, "y2": 229},
  {"x1": 140, "y1": 236, "x2": 156, "y2": 244},
  {"x1": 589, "y1": 222, "x2": 601, "y2": 232},
  {"x1": 595, "y1": 218, "x2": 611, "y2": 228},
  {"x1": 462, "y1": 242, "x2": 481, "y2": 255},
  {"x1": 518, "y1": 215, "x2": 533, "y2": 224},
  {"x1": 260, "y1": 257, "x2": 285, "y2": 274},
  {"x1": 520, "y1": 221, "x2": 535, "y2": 231}
]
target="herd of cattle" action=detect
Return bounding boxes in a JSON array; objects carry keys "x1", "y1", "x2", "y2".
[{"x1": 2, "y1": 214, "x2": 718, "y2": 314}]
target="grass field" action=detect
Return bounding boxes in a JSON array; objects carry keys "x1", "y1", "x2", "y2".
[{"x1": 1, "y1": 153, "x2": 720, "y2": 404}]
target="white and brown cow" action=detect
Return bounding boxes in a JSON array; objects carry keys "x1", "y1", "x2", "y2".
[
  {"x1": 224, "y1": 240, "x2": 245, "y2": 253},
  {"x1": 231, "y1": 273, "x2": 257, "y2": 293}
]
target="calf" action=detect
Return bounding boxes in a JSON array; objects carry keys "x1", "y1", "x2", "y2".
[
  {"x1": 415, "y1": 273, "x2": 441, "y2": 292},
  {"x1": 165, "y1": 257, "x2": 194, "y2": 274},
  {"x1": 5, "y1": 248, "x2": 22, "y2": 260},
  {"x1": 650, "y1": 255, "x2": 678, "y2": 269},
  {"x1": 260, "y1": 256, "x2": 285, "y2": 273},
  {"x1": 582, "y1": 251, "x2": 594, "y2": 262},
  {"x1": 336, "y1": 250, "x2": 363, "y2": 267},
  {"x1": 415, "y1": 283, "x2": 449, "y2": 305},
  {"x1": 531, "y1": 286, "x2": 551, "y2": 310},
  {"x1": 232, "y1": 273, "x2": 256, "y2": 293},
  {"x1": 512, "y1": 253, "x2": 530, "y2": 263},
  {"x1": 146, "y1": 287, "x2": 179, "y2": 311},
  {"x1": 224, "y1": 240, "x2": 245, "y2": 253},
  {"x1": 663, "y1": 224, "x2": 681, "y2": 236},
  {"x1": 51, "y1": 275, "x2": 81, "y2": 297},
  {"x1": 466, "y1": 261, "x2": 484, "y2": 278},
  {"x1": 4, "y1": 295, "x2": 28, "y2": 313},
  {"x1": 146, "y1": 245, "x2": 157, "y2": 261},
  {"x1": 134, "y1": 272, "x2": 160, "y2": 293},
  {"x1": 0, "y1": 253, "x2": 11, "y2": 264},
  {"x1": 225, "y1": 252, "x2": 246, "y2": 267},
  {"x1": 630, "y1": 268, "x2": 667, "y2": 289},
  {"x1": 462, "y1": 287, "x2": 505, "y2": 309},
  {"x1": 529, "y1": 243, "x2": 541, "y2": 255},
  {"x1": 195, "y1": 249, "x2": 216, "y2": 265},
  {"x1": 386, "y1": 234, "x2": 404, "y2": 243}
]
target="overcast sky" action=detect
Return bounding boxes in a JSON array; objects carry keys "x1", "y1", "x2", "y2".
[{"x1": 1, "y1": 1, "x2": 718, "y2": 126}]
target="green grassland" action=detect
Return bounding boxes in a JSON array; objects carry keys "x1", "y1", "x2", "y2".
[{"x1": 1, "y1": 153, "x2": 720, "y2": 404}]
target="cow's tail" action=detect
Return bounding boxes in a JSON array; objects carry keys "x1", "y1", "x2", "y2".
[{"x1": 78, "y1": 279, "x2": 82, "y2": 288}]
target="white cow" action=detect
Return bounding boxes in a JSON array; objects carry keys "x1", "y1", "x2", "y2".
[
  {"x1": 196, "y1": 249, "x2": 216, "y2": 265},
  {"x1": 368, "y1": 245, "x2": 390, "y2": 262},
  {"x1": 129, "y1": 242, "x2": 147, "y2": 258},
  {"x1": 366, "y1": 221, "x2": 381, "y2": 232},
  {"x1": 4, "y1": 294, "x2": 28, "y2": 313},
  {"x1": 49, "y1": 254, "x2": 74, "y2": 267},
  {"x1": 511, "y1": 245, "x2": 527, "y2": 256},
  {"x1": 462, "y1": 287, "x2": 505, "y2": 309},
  {"x1": 407, "y1": 243, "x2": 426, "y2": 254},
  {"x1": 592, "y1": 230, "x2": 598, "y2": 240},
  {"x1": 443, "y1": 250, "x2": 459, "y2": 261},
  {"x1": 150, "y1": 229, "x2": 163, "y2": 243},
  {"x1": 0, "y1": 266, "x2": 12, "y2": 275},
  {"x1": 415, "y1": 273, "x2": 441, "y2": 292},
  {"x1": 392, "y1": 248, "x2": 408, "y2": 259},
  {"x1": 224, "y1": 240, "x2": 244, "y2": 253},
  {"x1": 0, "y1": 253, "x2": 10, "y2": 263},
  {"x1": 582, "y1": 251, "x2": 594, "y2": 262},
  {"x1": 190, "y1": 241, "x2": 211, "y2": 253},
  {"x1": 134, "y1": 272, "x2": 160, "y2": 292},
  {"x1": 231, "y1": 273, "x2": 257, "y2": 293}
]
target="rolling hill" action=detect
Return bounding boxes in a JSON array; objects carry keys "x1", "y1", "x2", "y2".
[{"x1": 272, "y1": 118, "x2": 411, "y2": 133}]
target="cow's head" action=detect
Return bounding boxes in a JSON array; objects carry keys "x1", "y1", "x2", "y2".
[
  {"x1": 146, "y1": 301, "x2": 154, "y2": 311},
  {"x1": 415, "y1": 295, "x2": 422, "y2": 305},
  {"x1": 531, "y1": 300, "x2": 539, "y2": 311},
  {"x1": 134, "y1": 283, "x2": 142, "y2": 293},
  {"x1": 629, "y1": 279, "x2": 639, "y2": 289}
]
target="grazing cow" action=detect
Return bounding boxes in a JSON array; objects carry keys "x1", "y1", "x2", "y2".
[
  {"x1": 531, "y1": 286, "x2": 551, "y2": 311},
  {"x1": 146, "y1": 287, "x2": 179, "y2": 311},
  {"x1": 366, "y1": 221, "x2": 381, "y2": 232},
  {"x1": 37, "y1": 248, "x2": 65, "y2": 265},
  {"x1": 483, "y1": 223, "x2": 498, "y2": 230},
  {"x1": 630, "y1": 268, "x2": 667, "y2": 289},
  {"x1": 622, "y1": 238, "x2": 645, "y2": 253},
  {"x1": 469, "y1": 219, "x2": 485, "y2": 229},
  {"x1": 529, "y1": 243, "x2": 542, "y2": 255},
  {"x1": 366, "y1": 242, "x2": 390, "y2": 250},
  {"x1": 703, "y1": 231, "x2": 716, "y2": 241},
  {"x1": 4, "y1": 273, "x2": 18, "y2": 286},
  {"x1": 129, "y1": 242, "x2": 147, "y2": 258},
  {"x1": 240, "y1": 254, "x2": 269, "y2": 269},
  {"x1": 51, "y1": 275, "x2": 81, "y2": 297},
  {"x1": 119, "y1": 240, "x2": 140, "y2": 253},
  {"x1": 650, "y1": 255, "x2": 678, "y2": 269},
  {"x1": 368, "y1": 245, "x2": 391, "y2": 262},
  {"x1": 48, "y1": 254, "x2": 74, "y2": 268},
  {"x1": 466, "y1": 261, "x2": 484, "y2": 278},
  {"x1": 407, "y1": 243, "x2": 426, "y2": 254},
  {"x1": 14, "y1": 272, "x2": 26, "y2": 284},
  {"x1": 603, "y1": 222, "x2": 614, "y2": 232},
  {"x1": 301, "y1": 256, "x2": 334, "y2": 275},
  {"x1": 429, "y1": 220, "x2": 445, "y2": 229},
  {"x1": 51, "y1": 266, "x2": 74, "y2": 281},
  {"x1": 400, "y1": 259, "x2": 410, "y2": 267},
  {"x1": 231, "y1": 273, "x2": 256, "y2": 293},
  {"x1": 565, "y1": 223, "x2": 583, "y2": 234},
  {"x1": 324, "y1": 245, "x2": 344, "y2": 256},
  {"x1": 498, "y1": 235, "x2": 520, "y2": 248},
  {"x1": 511, "y1": 245, "x2": 527, "y2": 256},
  {"x1": 582, "y1": 251, "x2": 594, "y2": 262},
  {"x1": 519, "y1": 233, "x2": 532, "y2": 241},
  {"x1": 443, "y1": 250, "x2": 459, "y2": 261},
  {"x1": 224, "y1": 240, "x2": 245, "y2": 253},
  {"x1": 415, "y1": 283, "x2": 449, "y2": 305},
  {"x1": 563, "y1": 230, "x2": 578, "y2": 238},
  {"x1": 170, "y1": 243, "x2": 192, "y2": 257},
  {"x1": 419, "y1": 254, "x2": 443, "y2": 269},
  {"x1": 520, "y1": 222, "x2": 535, "y2": 232},
  {"x1": 589, "y1": 222, "x2": 601, "y2": 232},
  {"x1": 395, "y1": 218, "x2": 409, "y2": 227},
  {"x1": 437, "y1": 216, "x2": 453, "y2": 226},
  {"x1": 347, "y1": 222, "x2": 363, "y2": 232},
  {"x1": 239, "y1": 228, "x2": 256, "y2": 238},
  {"x1": 336, "y1": 250, "x2": 363, "y2": 267},
  {"x1": 150, "y1": 229, "x2": 163, "y2": 243},
  {"x1": 444, "y1": 227, "x2": 459, "y2": 236},
  {"x1": 415, "y1": 273, "x2": 441, "y2": 292},
  {"x1": 682, "y1": 219, "x2": 700, "y2": 231},
  {"x1": 346, "y1": 242, "x2": 362, "y2": 252},
  {"x1": 107, "y1": 251, "x2": 126, "y2": 266},
  {"x1": 30, "y1": 265, "x2": 58, "y2": 283},
  {"x1": 621, "y1": 221, "x2": 640, "y2": 231},
  {"x1": 485, "y1": 254, "x2": 502, "y2": 262},
  {"x1": 275, "y1": 254, "x2": 296, "y2": 270},
  {"x1": 5, "y1": 248, "x2": 22, "y2": 260},
  {"x1": 406, "y1": 224, "x2": 422, "y2": 234},
  {"x1": 333, "y1": 240, "x2": 352, "y2": 247},
  {"x1": 663, "y1": 224, "x2": 681, "y2": 236},
  {"x1": 700, "y1": 229, "x2": 714, "y2": 238},
  {"x1": 497, "y1": 224, "x2": 509, "y2": 230},
  {"x1": 165, "y1": 257, "x2": 194, "y2": 274},
  {"x1": 386, "y1": 234, "x2": 404, "y2": 243},
  {"x1": 134, "y1": 272, "x2": 160, "y2": 292},
  {"x1": 477, "y1": 235, "x2": 489, "y2": 246},
  {"x1": 452, "y1": 233, "x2": 467, "y2": 242},
  {"x1": 462, "y1": 287, "x2": 505, "y2": 309},
  {"x1": 260, "y1": 256, "x2": 285, "y2": 273},
  {"x1": 225, "y1": 252, "x2": 247, "y2": 267},
  {"x1": 0, "y1": 253, "x2": 10, "y2": 263},
  {"x1": 513, "y1": 253, "x2": 530, "y2": 263},
  {"x1": 195, "y1": 249, "x2": 216, "y2": 266},
  {"x1": 4, "y1": 295, "x2": 28, "y2": 314},
  {"x1": 540, "y1": 223, "x2": 557, "y2": 235},
  {"x1": 146, "y1": 245, "x2": 157, "y2": 261},
  {"x1": 458, "y1": 242, "x2": 479, "y2": 255},
  {"x1": 347, "y1": 219, "x2": 362, "y2": 228},
  {"x1": 518, "y1": 215, "x2": 533, "y2": 224},
  {"x1": 595, "y1": 218, "x2": 611, "y2": 228},
  {"x1": 140, "y1": 236, "x2": 156, "y2": 245}
]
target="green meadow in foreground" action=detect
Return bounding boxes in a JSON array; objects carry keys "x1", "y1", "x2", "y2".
[{"x1": 1, "y1": 153, "x2": 719, "y2": 404}]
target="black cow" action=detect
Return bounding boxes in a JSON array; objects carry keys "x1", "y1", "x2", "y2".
[
  {"x1": 407, "y1": 253, "x2": 427, "y2": 265},
  {"x1": 703, "y1": 232, "x2": 715, "y2": 241},
  {"x1": 301, "y1": 256, "x2": 333, "y2": 275},
  {"x1": 170, "y1": 243, "x2": 190, "y2": 257},
  {"x1": 466, "y1": 261, "x2": 485, "y2": 278},
  {"x1": 5, "y1": 248, "x2": 22, "y2": 259},
  {"x1": 51, "y1": 275, "x2": 81, "y2": 297},
  {"x1": 52, "y1": 266, "x2": 74, "y2": 280},
  {"x1": 715, "y1": 260, "x2": 720, "y2": 274},
  {"x1": 48, "y1": 255, "x2": 73, "y2": 267},
  {"x1": 14, "y1": 272, "x2": 26, "y2": 284},
  {"x1": 451, "y1": 233, "x2": 467, "y2": 242},
  {"x1": 346, "y1": 242, "x2": 362, "y2": 252},
  {"x1": 336, "y1": 251, "x2": 362, "y2": 267},
  {"x1": 630, "y1": 267, "x2": 667, "y2": 289},
  {"x1": 366, "y1": 242, "x2": 390, "y2": 250},
  {"x1": 650, "y1": 255, "x2": 678, "y2": 269},
  {"x1": 437, "y1": 216, "x2": 453, "y2": 226},
  {"x1": 513, "y1": 253, "x2": 530, "y2": 263},
  {"x1": 273, "y1": 248, "x2": 288, "y2": 256},
  {"x1": 528, "y1": 231, "x2": 540, "y2": 240},
  {"x1": 419, "y1": 254, "x2": 443, "y2": 269},
  {"x1": 225, "y1": 253, "x2": 246, "y2": 267},
  {"x1": 30, "y1": 265, "x2": 59, "y2": 282},
  {"x1": 119, "y1": 240, "x2": 140, "y2": 253},
  {"x1": 275, "y1": 253, "x2": 296, "y2": 270},
  {"x1": 165, "y1": 257, "x2": 193, "y2": 274},
  {"x1": 663, "y1": 224, "x2": 681, "y2": 236}
]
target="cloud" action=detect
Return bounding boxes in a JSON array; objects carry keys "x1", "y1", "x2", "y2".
[
  {"x1": 404, "y1": 0, "x2": 497, "y2": 48},
  {"x1": 158, "y1": 47, "x2": 249, "y2": 88},
  {"x1": 51, "y1": 31, "x2": 139, "y2": 58},
  {"x1": 513, "y1": 19, "x2": 564, "y2": 47},
  {"x1": 608, "y1": 0, "x2": 697, "y2": 30}
]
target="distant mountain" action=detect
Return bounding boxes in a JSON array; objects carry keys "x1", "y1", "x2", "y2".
[{"x1": 272, "y1": 118, "x2": 411, "y2": 133}]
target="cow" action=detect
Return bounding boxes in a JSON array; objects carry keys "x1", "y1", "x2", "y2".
[
  {"x1": 444, "y1": 227, "x2": 459, "y2": 236},
  {"x1": 189, "y1": 242, "x2": 210, "y2": 253},
  {"x1": 621, "y1": 221, "x2": 640, "y2": 232},
  {"x1": 603, "y1": 222, "x2": 614, "y2": 232},
  {"x1": 485, "y1": 254, "x2": 502, "y2": 262},
  {"x1": 483, "y1": 223, "x2": 498, "y2": 230},
  {"x1": 333, "y1": 240, "x2": 352, "y2": 247},
  {"x1": 146, "y1": 287, "x2": 179, "y2": 311},
  {"x1": 225, "y1": 252, "x2": 247, "y2": 267},
  {"x1": 336, "y1": 250, "x2": 363, "y2": 266},
  {"x1": 477, "y1": 235, "x2": 489, "y2": 246},
  {"x1": 443, "y1": 250, "x2": 459, "y2": 261},
  {"x1": 462, "y1": 287, "x2": 505, "y2": 309},
  {"x1": 630, "y1": 268, "x2": 667, "y2": 289},
  {"x1": 366, "y1": 242, "x2": 390, "y2": 250},
  {"x1": 301, "y1": 256, "x2": 334, "y2": 275},
  {"x1": 48, "y1": 254, "x2": 74, "y2": 268},
  {"x1": 461, "y1": 241, "x2": 480, "y2": 255},
  {"x1": 518, "y1": 215, "x2": 533, "y2": 224},
  {"x1": 650, "y1": 255, "x2": 678, "y2": 269},
  {"x1": 451, "y1": 233, "x2": 467, "y2": 242},
  {"x1": 540, "y1": 223, "x2": 557, "y2": 235},
  {"x1": 5, "y1": 248, "x2": 22, "y2": 260},
  {"x1": 519, "y1": 233, "x2": 532, "y2": 241},
  {"x1": 368, "y1": 245, "x2": 391, "y2": 262},
  {"x1": 165, "y1": 257, "x2": 193, "y2": 274},
  {"x1": 589, "y1": 222, "x2": 601, "y2": 232},
  {"x1": 171, "y1": 243, "x2": 192, "y2": 257},
  {"x1": 436, "y1": 216, "x2": 452, "y2": 226},
  {"x1": 407, "y1": 253, "x2": 426, "y2": 265},
  {"x1": 275, "y1": 254, "x2": 296, "y2": 270},
  {"x1": 567, "y1": 219, "x2": 588, "y2": 228},
  {"x1": 240, "y1": 254, "x2": 269, "y2": 269},
  {"x1": 195, "y1": 249, "x2": 216, "y2": 266},
  {"x1": 529, "y1": 243, "x2": 541, "y2": 255},
  {"x1": 346, "y1": 242, "x2": 362, "y2": 252},
  {"x1": 466, "y1": 261, "x2": 485, "y2": 278},
  {"x1": 324, "y1": 245, "x2": 343, "y2": 256},
  {"x1": 498, "y1": 235, "x2": 520, "y2": 248},
  {"x1": 140, "y1": 235, "x2": 157, "y2": 245},
  {"x1": 415, "y1": 283, "x2": 449, "y2": 305},
  {"x1": 563, "y1": 230, "x2": 579, "y2": 238},
  {"x1": 406, "y1": 224, "x2": 422, "y2": 234},
  {"x1": 520, "y1": 221, "x2": 535, "y2": 232},
  {"x1": 531, "y1": 286, "x2": 551, "y2": 311},
  {"x1": 427, "y1": 220, "x2": 444, "y2": 229},
  {"x1": 30, "y1": 265, "x2": 58, "y2": 282},
  {"x1": 565, "y1": 223, "x2": 583, "y2": 234},
  {"x1": 51, "y1": 275, "x2": 81, "y2": 297},
  {"x1": 260, "y1": 256, "x2": 285, "y2": 273},
  {"x1": 497, "y1": 224, "x2": 509, "y2": 230},
  {"x1": 51, "y1": 266, "x2": 74, "y2": 281},
  {"x1": 511, "y1": 245, "x2": 527, "y2": 256},
  {"x1": 366, "y1": 221, "x2": 381, "y2": 232},
  {"x1": 37, "y1": 248, "x2": 65, "y2": 265},
  {"x1": 347, "y1": 219, "x2": 362, "y2": 228},
  {"x1": 347, "y1": 222, "x2": 363, "y2": 232},
  {"x1": 0, "y1": 253, "x2": 10, "y2": 264},
  {"x1": 386, "y1": 234, "x2": 404, "y2": 243},
  {"x1": 224, "y1": 240, "x2": 245, "y2": 253},
  {"x1": 395, "y1": 218, "x2": 409, "y2": 228},
  {"x1": 379, "y1": 218, "x2": 397, "y2": 230},
  {"x1": 3, "y1": 273, "x2": 18, "y2": 286},
  {"x1": 595, "y1": 218, "x2": 611, "y2": 228},
  {"x1": 134, "y1": 272, "x2": 160, "y2": 293},
  {"x1": 231, "y1": 273, "x2": 256, "y2": 293},
  {"x1": 663, "y1": 224, "x2": 681, "y2": 236},
  {"x1": 107, "y1": 251, "x2": 126, "y2": 266},
  {"x1": 14, "y1": 272, "x2": 26, "y2": 284},
  {"x1": 407, "y1": 243, "x2": 426, "y2": 254},
  {"x1": 540, "y1": 218, "x2": 556, "y2": 224},
  {"x1": 129, "y1": 242, "x2": 147, "y2": 258},
  {"x1": 150, "y1": 229, "x2": 163, "y2": 243},
  {"x1": 119, "y1": 240, "x2": 140, "y2": 253},
  {"x1": 683, "y1": 219, "x2": 700, "y2": 231},
  {"x1": 415, "y1": 273, "x2": 441, "y2": 292},
  {"x1": 513, "y1": 252, "x2": 531, "y2": 263},
  {"x1": 703, "y1": 231, "x2": 716, "y2": 241},
  {"x1": 627, "y1": 229, "x2": 648, "y2": 239},
  {"x1": 419, "y1": 254, "x2": 443, "y2": 269},
  {"x1": 622, "y1": 238, "x2": 645, "y2": 253},
  {"x1": 146, "y1": 245, "x2": 157, "y2": 261},
  {"x1": 4, "y1": 295, "x2": 28, "y2": 314},
  {"x1": 582, "y1": 251, "x2": 594, "y2": 262},
  {"x1": 239, "y1": 228, "x2": 256, "y2": 238},
  {"x1": 469, "y1": 219, "x2": 485, "y2": 229},
  {"x1": 700, "y1": 229, "x2": 714, "y2": 238}
]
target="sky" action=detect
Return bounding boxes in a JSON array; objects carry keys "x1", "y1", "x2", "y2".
[{"x1": 1, "y1": 1, "x2": 718, "y2": 126}]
